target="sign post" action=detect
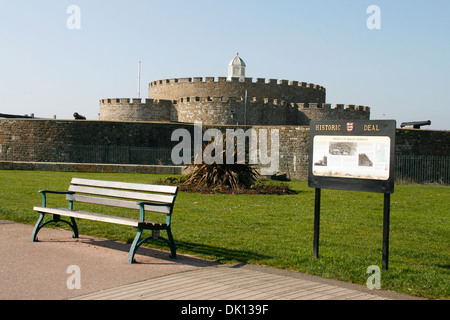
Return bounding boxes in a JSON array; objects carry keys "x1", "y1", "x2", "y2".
[
  {"x1": 313, "y1": 188, "x2": 321, "y2": 259},
  {"x1": 382, "y1": 193, "x2": 390, "y2": 270},
  {"x1": 308, "y1": 120, "x2": 396, "y2": 270}
]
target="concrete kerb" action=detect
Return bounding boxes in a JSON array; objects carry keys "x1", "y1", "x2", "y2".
[{"x1": 0, "y1": 161, "x2": 187, "y2": 174}]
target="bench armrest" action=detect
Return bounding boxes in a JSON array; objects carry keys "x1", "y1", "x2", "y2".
[
  {"x1": 39, "y1": 190, "x2": 74, "y2": 195},
  {"x1": 136, "y1": 201, "x2": 170, "y2": 207},
  {"x1": 136, "y1": 201, "x2": 173, "y2": 225},
  {"x1": 38, "y1": 190, "x2": 74, "y2": 207}
]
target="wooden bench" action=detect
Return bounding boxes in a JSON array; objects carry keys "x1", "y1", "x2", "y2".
[{"x1": 32, "y1": 178, "x2": 178, "y2": 263}]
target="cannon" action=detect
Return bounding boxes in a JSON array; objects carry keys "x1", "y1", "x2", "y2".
[
  {"x1": 0, "y1": 113, "x2": 34, "y2": 119},
  {"x1": 400, "y1": 120, "x2": 431, "y2": 129},
  {"x1": 73, "y1": 112, "x2": 86, "y2": 120}
]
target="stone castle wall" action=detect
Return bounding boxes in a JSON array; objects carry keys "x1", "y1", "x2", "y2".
[
  {"x1": 148, "y1": 77, "x2": 326, "y2": 103},
  {"x1": 99, "y1": 98, "x2": 173, "y2": 122},
  {"x1": 174, "y1": 98, "x2": 370, "y2": 125},
  {"x1": 100, "y1": 98, "x2": 370, "y2": 125},
  {"x1": 1, "y1": 119, "x2": 448, "y2": 180},
  {"x1": 99, "y1": 77, "x2": 371, "y2": 125}
]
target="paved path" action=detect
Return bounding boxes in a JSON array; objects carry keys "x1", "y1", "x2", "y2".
[
  {"x1": 73, "y1": 265, "x2": 390, "y2": 300},
  {"x1": 0, "y1": 220, "x2": 420, "y2": 301}
]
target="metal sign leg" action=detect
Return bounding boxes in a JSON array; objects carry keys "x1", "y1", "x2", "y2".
[
  {"x1": 382, "y1": 193, "x2": 390, "y2": 270},
  {"x1": 313, "y1": 188, "x2": 321, "y2": 259}
]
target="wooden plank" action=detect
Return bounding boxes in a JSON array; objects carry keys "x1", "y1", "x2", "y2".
[
  {"x1": 66, "y1": 194, "x2": 138, "y2": 209},
  {"x1": 33, "y1": 207, "x2": 140, "y2": 227},
  {"x1": 65, "y1": 194, "x2": 172, "y2": 214},
  {"x1": 68, "y1": 185, "x2": 175, "y2": 204},
  {"x1": 71, "y1": 178, "x2": 178, "y2": 194},
  {"x1": 33, "y1": 207, "x2": 167, "y2": 228}
]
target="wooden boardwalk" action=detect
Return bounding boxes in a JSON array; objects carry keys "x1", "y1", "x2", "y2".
[{"x1": 72, "y1": 265, "x2": 391, "y2": 300}]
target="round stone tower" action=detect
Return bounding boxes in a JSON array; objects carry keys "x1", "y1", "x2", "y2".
[{"x1": 100, "y1": 54, "x2": 370, "y2": 125}]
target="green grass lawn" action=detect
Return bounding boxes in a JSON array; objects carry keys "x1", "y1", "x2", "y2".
[{"x1": 0, "y1": 170, "x2": 448, "y2": 299}]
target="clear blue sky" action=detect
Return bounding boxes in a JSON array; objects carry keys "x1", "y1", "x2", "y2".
[{"x1": 1, "y1": 0, "x2": 449, "y2": 130}]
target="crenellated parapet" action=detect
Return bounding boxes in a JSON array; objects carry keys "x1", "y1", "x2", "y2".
[
  {"x1": 292, "y1": 102, "x2": 370, "y2": 112},
  {"x1": 150, "y1": 77, "x2": 325, "y2": 90},
  {"x1": 99, "y1": 98, "x2": 173, "y2": 122},
  {"x1": 172, "y1": 96, "x2": 370, "y2": 125},
  {"x1": 100, "y1": 98, "x2": 174, "y2": 107},
  {"x1": 99, "y1": 73, "x2": 371, "y2": 125},
  {"x1": 174, "y1": 97, "x2": 369, "y2": 111},
  {"x1": 148, "y1": 77, "x2": 326, "y2": 104},
  {"x1": 99, "y1": 94, "x2": 370, "y2": 125}
]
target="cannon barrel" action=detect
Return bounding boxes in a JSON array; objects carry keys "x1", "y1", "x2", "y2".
[
  {"x1": 73, "y1": 112, "x2": 86, "y2": 120},
  {"x1": 400, "y1": 120, "x2": 431, "y2": 129},
  {"x1": 0, "y1": 113, "x2": 34, "y2": 119}
]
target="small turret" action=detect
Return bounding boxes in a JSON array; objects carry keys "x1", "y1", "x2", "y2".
[{"x1": 227, "y1": 53, "x2": 246, "y2": 82}]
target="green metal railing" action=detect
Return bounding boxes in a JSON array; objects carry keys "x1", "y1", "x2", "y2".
[
  {"x1": 0, "y1": 144, "x2": 173, "y2": 166},
  {"x1": 1, "y1": 144, "x2": 449, "y2": 185},
  {"x1": 395, "y1": 155, "x2": 449, "y2": 185}
]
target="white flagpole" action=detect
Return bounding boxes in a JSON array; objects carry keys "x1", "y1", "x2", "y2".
[{"x1": 137, "y1": 61, "x2": 141, "y2": 98}]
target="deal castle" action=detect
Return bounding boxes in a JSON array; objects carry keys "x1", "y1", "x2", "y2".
[
  {"x1": 99, "y1": 54, "x2": 370, "y2": 125},
  {"x1": 1, "y1": 54, "x2": 448, "y2": 183}
]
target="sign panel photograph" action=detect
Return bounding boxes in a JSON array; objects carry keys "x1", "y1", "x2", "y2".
[{"x1": 312, "y1": 135, "x2": 391, "y2": 181}]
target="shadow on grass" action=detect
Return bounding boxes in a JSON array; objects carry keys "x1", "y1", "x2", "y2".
[
  {"x1": 174, "y1": 240, "x2": 273, "y2": 264},
  {"x1": 72, "y1": 235, "x2": 272, "y2": 266}
]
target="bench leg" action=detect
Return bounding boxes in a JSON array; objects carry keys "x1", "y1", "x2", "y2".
[
  {"x1": 69, "y1": 217, "x2": 79, "y2": 238},
  {"x1": 166, "y1": 227, "x2": 177, "y2": 259},
  {"x1": 31, "y1": 213, "x2": 79, "y2": 242},
  {"x1": 128, "y1": 227, "x2": 177, "y2": 263},
  {"x1": 128, "y1": 228, "x2": 143, "y2": 264},
  {"x1": 31, "y1": 213, "x2": 46, "y2": 242}
]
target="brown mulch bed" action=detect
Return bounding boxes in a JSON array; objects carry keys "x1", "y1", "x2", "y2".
[
  {"x1": 158, "y1": 177, "x2": 297, "y2": 195},
  {"x1": 179, "y1": 184, "x2": 297, "y2": 195}
]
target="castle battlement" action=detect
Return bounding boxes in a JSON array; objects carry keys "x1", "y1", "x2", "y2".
[
  {"x1": 176, "y1": 97, "x2": 232, "y2": 103},
  {"x1": 173, "y1": 96, "x2": 370, "y2": 112},
  {"x1": 100, "y1": 53, "x2": 371, "y2": 125},
  {"x1": 292, "y1": 103, "x2": 370, "y2": 112},
  {"x1": 99, "y1": 98, "x2": 172, "y2": 122},
  {"x1": 101, "y1": 96, "x2": 369, "y2": 111},
  {"x1": 99, "y1": 95, "x2": 370, "y2": 125},
  {"x1": 148, "y1": 76, "x2": 326, "y2": 105},
  {"x1": 149, "y1": 77, "x2": 325, "y2": 91},
  {"x1": 100, "y1": 98, "x2": 173, "y2": 107}
]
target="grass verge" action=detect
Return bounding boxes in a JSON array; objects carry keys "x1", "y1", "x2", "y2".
[{"x1": 0, "y1": 170, "x2": 448, "y2": 299}]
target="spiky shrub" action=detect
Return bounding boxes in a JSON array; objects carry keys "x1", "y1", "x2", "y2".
[
  {"x1": 184, "y1": 136, "x2": 259, "y2": 191},
  {"x1": 184, "y1": 162, "x2": 259, "y2": 191}
]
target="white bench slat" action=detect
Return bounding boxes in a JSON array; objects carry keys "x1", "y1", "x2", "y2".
[
  {"x1": 33, "y1": 207, "x2": 167, "y2": 228},
  {"x1": 68, "y1": 185, "x2": 175, "y2": 204},
  {"x1": 34, "y1": 207, "x2": 140, "y2": 227},
  {"x1": 65, "y1": 194, "x2": 172, "y2": 214},
  {"x1": 71, "y1": 178, "x2": 177, "y2": 194}
]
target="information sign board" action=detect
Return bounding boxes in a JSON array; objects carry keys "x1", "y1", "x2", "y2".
[
  {"x1": 308, "y1": 120, "x2": 396, "y2": 269},
  {"x1": 308, "y1": 120, "x2": 396, "y2": 193}
]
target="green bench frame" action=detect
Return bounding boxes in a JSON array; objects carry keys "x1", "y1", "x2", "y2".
[{"x1": 32, "y1": 178, "x2": 178, "y2": 263}]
